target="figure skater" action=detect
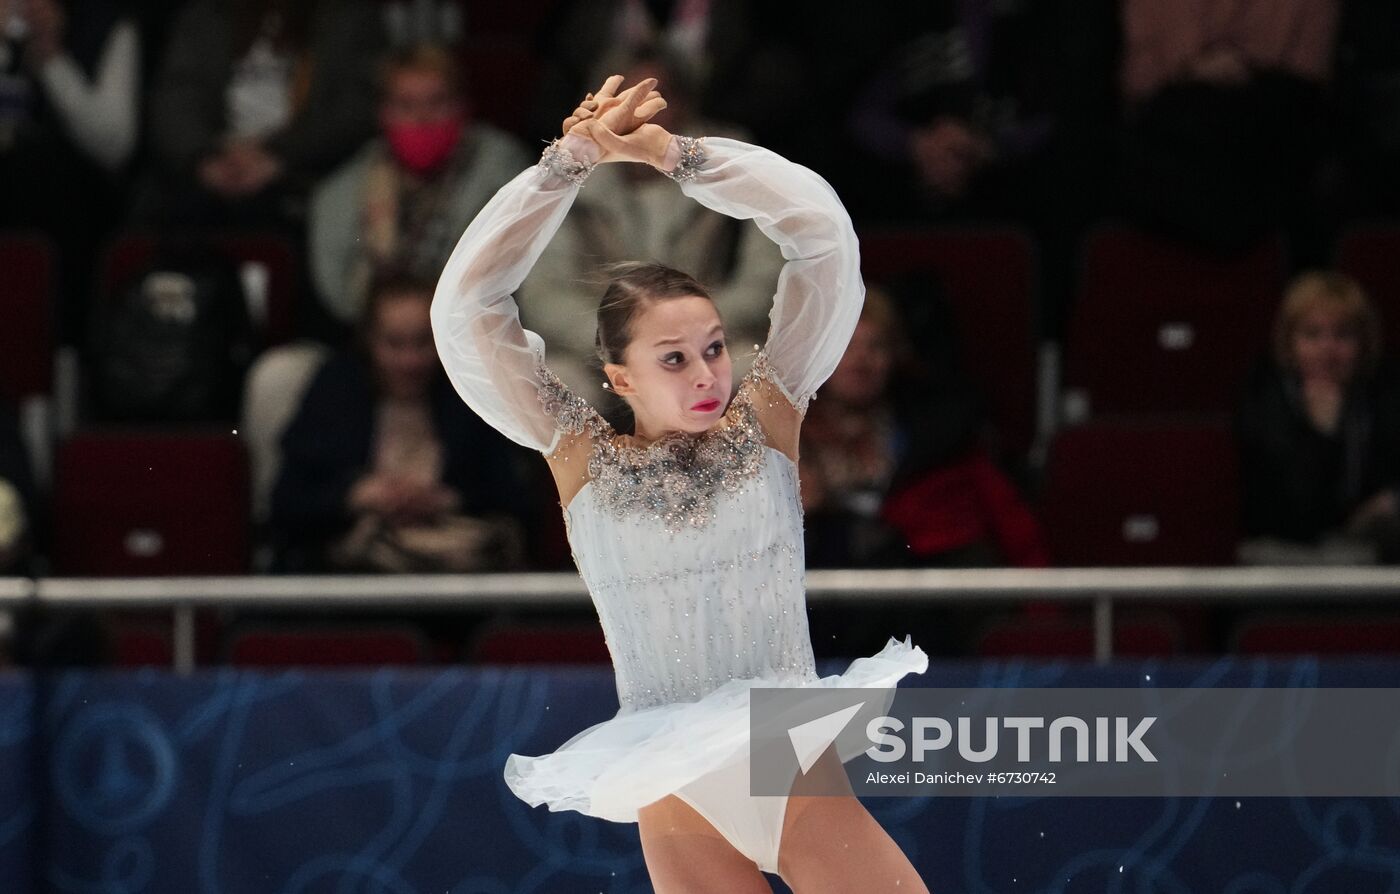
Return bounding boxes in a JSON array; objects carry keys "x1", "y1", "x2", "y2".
[{"x1": 432, "y1": 73, "x2": 931, "y2": 892}]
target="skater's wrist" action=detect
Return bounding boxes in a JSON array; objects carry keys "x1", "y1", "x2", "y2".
[
  {"x1": 559, "y1": 132, "x2": 603, "y2": 167},
  {"x1": 539, "y1": 133, "x2": 600, "y2": 185},
  {"x1": 655, "y1": 135, "x2": 706, "y2": 182}
]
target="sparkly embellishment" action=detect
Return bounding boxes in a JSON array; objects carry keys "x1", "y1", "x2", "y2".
[
  {"x1": 662, "y1": 135, "x2": 707, "y2": 183},
  {"x1": 537, "y1": 347, "x2": 825, "y2": 714},
  {"x1": 534, "y1": 355, "x2": 613, "y2": 442},
  {"x1": 748, "y1": 347, "x2": 813, "y2": 416},
  {"x1": 539, "y1": 137, "x2": 594, "y2": 185},
  {"x1": 536, "y1": 350, "x2": 784, "y2": 532},
  {"x1": 586, "y1": 402, "x2": 766, "y2": 533}
]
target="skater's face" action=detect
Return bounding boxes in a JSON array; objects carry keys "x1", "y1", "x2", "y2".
[
  {"x1": 1291, "y1": 308, "x2": 1361, "y2": 385},
  {"x1": 826, "y1": 318, "x2": 893, "y2": 404},
  {"x1": 605, "y1": 295, "x2": 732, "y2": 438},
  {"x1": 369, "y1": 290, "x2": 439, "y2": 400}
]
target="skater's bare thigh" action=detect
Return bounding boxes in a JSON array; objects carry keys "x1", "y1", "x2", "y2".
[{"x1": 637, "y1": 795, "x2": 771, "y2": 893}]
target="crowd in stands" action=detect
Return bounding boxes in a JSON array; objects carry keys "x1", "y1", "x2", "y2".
[{"x1": 2, "y1": 0, "x2": 1398, "y2": 665}]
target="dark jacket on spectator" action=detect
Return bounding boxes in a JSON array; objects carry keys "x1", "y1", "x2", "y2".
[
  {"x1": 1236, "y1": 360, "x2": 1400, "y2": 543},
  {"x1": 269, "y1": 352, "x2": 528, "y2": 572}
]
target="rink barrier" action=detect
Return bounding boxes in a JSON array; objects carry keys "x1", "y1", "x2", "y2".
[{"x1": 3, "y1": 566, "x2": 1398, "y2": 672}]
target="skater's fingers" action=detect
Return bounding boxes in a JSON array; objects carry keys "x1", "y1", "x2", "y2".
[
  {"x1": 634, "y1": 96, "x2": 668, "y2": 119},
  {"x1": 587, "y1": 123, "x2": 628, "y2": 154},
  {"x1": 620, "y1": 77, "x2": 659, "y2": 109},
  {"x1": 593, "y1": 74, "x2": 624, "y2": 102}
]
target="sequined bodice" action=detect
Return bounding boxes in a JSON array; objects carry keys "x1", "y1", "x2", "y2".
[{"x1": 563, "y1": 445, "x2": 818, "y2": 712}]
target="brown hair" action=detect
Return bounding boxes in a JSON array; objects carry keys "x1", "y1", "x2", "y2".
[
  {"x1": 594, "y1": 262, "x2": 714, "y2": 365},
  {"x1": 1272, "y1": 271, "x2": 1382, "y2": 375},
  {"x1": 378, "y1": 42, "x2": 466, "y2": 101},
  {"x1": 357, "y1": 269, "x2": 436, "y2": 350},
  {"x1": 592, "y1": 261, "x2": 715, "y2": 430}
]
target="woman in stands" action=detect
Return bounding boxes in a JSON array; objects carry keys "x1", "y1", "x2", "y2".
[
  {"x1": 431, "y1": 75, "x2": 930, "y2": 891},
  {"x1": 1237, "y1": 271, "x2": 1400, "y2": 564}
]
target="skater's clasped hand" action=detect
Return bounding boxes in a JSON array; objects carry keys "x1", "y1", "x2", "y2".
[{"x1": 560, "y1": 74, "x2": 676, "y2": 171}]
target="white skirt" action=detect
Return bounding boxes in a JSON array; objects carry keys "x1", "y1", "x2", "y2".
[{"x1": 504, "y1": 635, "x2": 929, "y2": 824}]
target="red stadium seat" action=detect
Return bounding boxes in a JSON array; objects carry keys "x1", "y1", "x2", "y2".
[
  {"x1": 1233, "y1": 613, "x2": 1400, "y2": 656},
  {"x1": 458, "y1": 39, "x2": 540, "y2": 137},
  {"x1": 228, "y1": 626, "x2": 429, "y2": 666},
  {"x1": 1042, "y1": 421, "x2": 1240, "y2": 566},
  {"x1": 469, "y1": 621, "x2": 612, "y2": 664},
  {"x1": 0, "y1": 231, "x2": 55, "y2": 404},
  {"x1": 976, "y1": 612, "x2": 1183, "y2": 658},
  {"x1": 1334, "y1": 223, "x2": 1400, "y2": 356},
  {"x1": 53, "y1": 432, "x2": 250, "y2": 575},
  {"x1": 1064, "y1": 226, "x2": 1285, "y2": 417},
  {"x1": 98, "y1": 231, "x2": 298, "y2": 345},
  {"x1": 860, "y1": 227, "x2": 1038, "y2": 458},
  {"x1": 111, "y1": 620, "x2": 174, "y2": 666}
]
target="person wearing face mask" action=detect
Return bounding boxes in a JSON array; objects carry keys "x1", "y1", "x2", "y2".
[
  {"x1": 135, "y1": 0, "x2": 384, "y2": 228},
  {"x1": 1236, "y1": 271, "x2": 1400, "y2": 564},
  {"x1": 308, "y1": 43, "x2": 530, "y2": 332}
]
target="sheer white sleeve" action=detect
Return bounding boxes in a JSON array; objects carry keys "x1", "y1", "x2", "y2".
[
  {"x1": 672, "y1": 136, "x2": 864, "y2": 414},
  {"x1": 431, "y1": 134, "x2": 612, "y2": 455}
]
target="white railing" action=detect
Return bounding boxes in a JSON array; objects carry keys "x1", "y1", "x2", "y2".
[{"x1": 4, "y1": 567, "x2": 1398, "y2": 672}]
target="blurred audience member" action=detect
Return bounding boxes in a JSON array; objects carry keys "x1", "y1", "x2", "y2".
[
  {"x1": 0, "y1": 403, "x2": 35, "y2": 574},
  {"x1": 270, "y1": 275, "x2": 530, "y2": 573},
  {"x1": 1237, "y1": 272, "x2": 1400, "y2": 564},
  {"x1": 0, "y1": 401, "x2": 33, "y2": 664},
  {"x1": 0, "y1": 0, "x2": 140, "y2": 341},
  {"x1": 845, "y1": 0, "x2": 1057, "y2": 222},
  {"x1": 519, "y1": 44, "x2": 784, "y2": 411},
  {"x1": 1117, "y1": 0, "x2": 1338, "y2": 252},
  {"x1": 135, "y1": 0, "x2": 384, "y2": 228},
  {"x1": 528, "y1": 0, "x2": 752, "y2": 147},
  {"x1": 799, "y1": 284, "x2": 1048, "y2": 569},
  {"x1": 309, "y1": 43, "x2": 528, "y2": 330}
]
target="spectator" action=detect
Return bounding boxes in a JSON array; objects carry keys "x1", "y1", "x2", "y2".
[
  {"x1": 0, "y1": 402, "x2": 34, "y2": 664},
  {"x1": 0, "y1": 403, "x2": 35, "y2": 575},
  {"x1": 1117, "y1": 0, "x2": 1338, "y2": 252},
  {"x1": 270, "y1": 275, "x2": 531, "y2": 573},
  {"x1": 1236, "y1": 272, "x2": 1400, "y2": 564},
  {"x1": 309, "y1": 43, "x2": 529, "y2": 330},
  {"x1": 527, "y1": 0, "x2": 752, "y2": 148},
  {"x1": 799, "y1": 284, "x2": 1048, "y2": 569},
  {"x1": 518, "y1": 43, "x2": 784, "y2": 412},
  {"x1": 845, "y1": 0, "x2": 1058, "y2": 222},
  {"x1": 0, "y1": 0, "x2": 140, "y2": 341},
  {"x1": 134, "y1": 0, "x2": 384, "y2": 228}
]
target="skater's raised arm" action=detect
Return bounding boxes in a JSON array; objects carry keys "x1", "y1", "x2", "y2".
[
  {"x1": 585, "y1": 123, "x2": 865, "y2": 415},
  {"x1": 676, "y1": 138, "x2": 864, "y2": 415},
  {"x1": 431, "y1": 76, "x2": 665, "y2": 455}
]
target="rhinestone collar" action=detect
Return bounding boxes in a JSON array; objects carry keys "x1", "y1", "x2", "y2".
[{"x1": 535, "y1": 352, "x2": 781, "y2": 531}]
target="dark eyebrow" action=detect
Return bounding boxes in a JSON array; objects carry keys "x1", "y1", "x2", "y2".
[{"x1": 653, "y1": 324, "x2": 725, "y2": 347}]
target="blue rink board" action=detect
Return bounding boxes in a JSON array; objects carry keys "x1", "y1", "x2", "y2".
[{"x1": 1, "y1": 657, "x2": 1398, "y2": 893}]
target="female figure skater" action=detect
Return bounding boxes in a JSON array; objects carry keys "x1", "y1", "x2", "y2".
[{"x1": 432, "y1": 74, "x2": 931, "y2": 892}]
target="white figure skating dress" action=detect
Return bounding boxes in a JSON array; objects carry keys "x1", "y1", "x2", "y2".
[{"x1": 431, "y1": 132, "x2": 928, "y2": 873}]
